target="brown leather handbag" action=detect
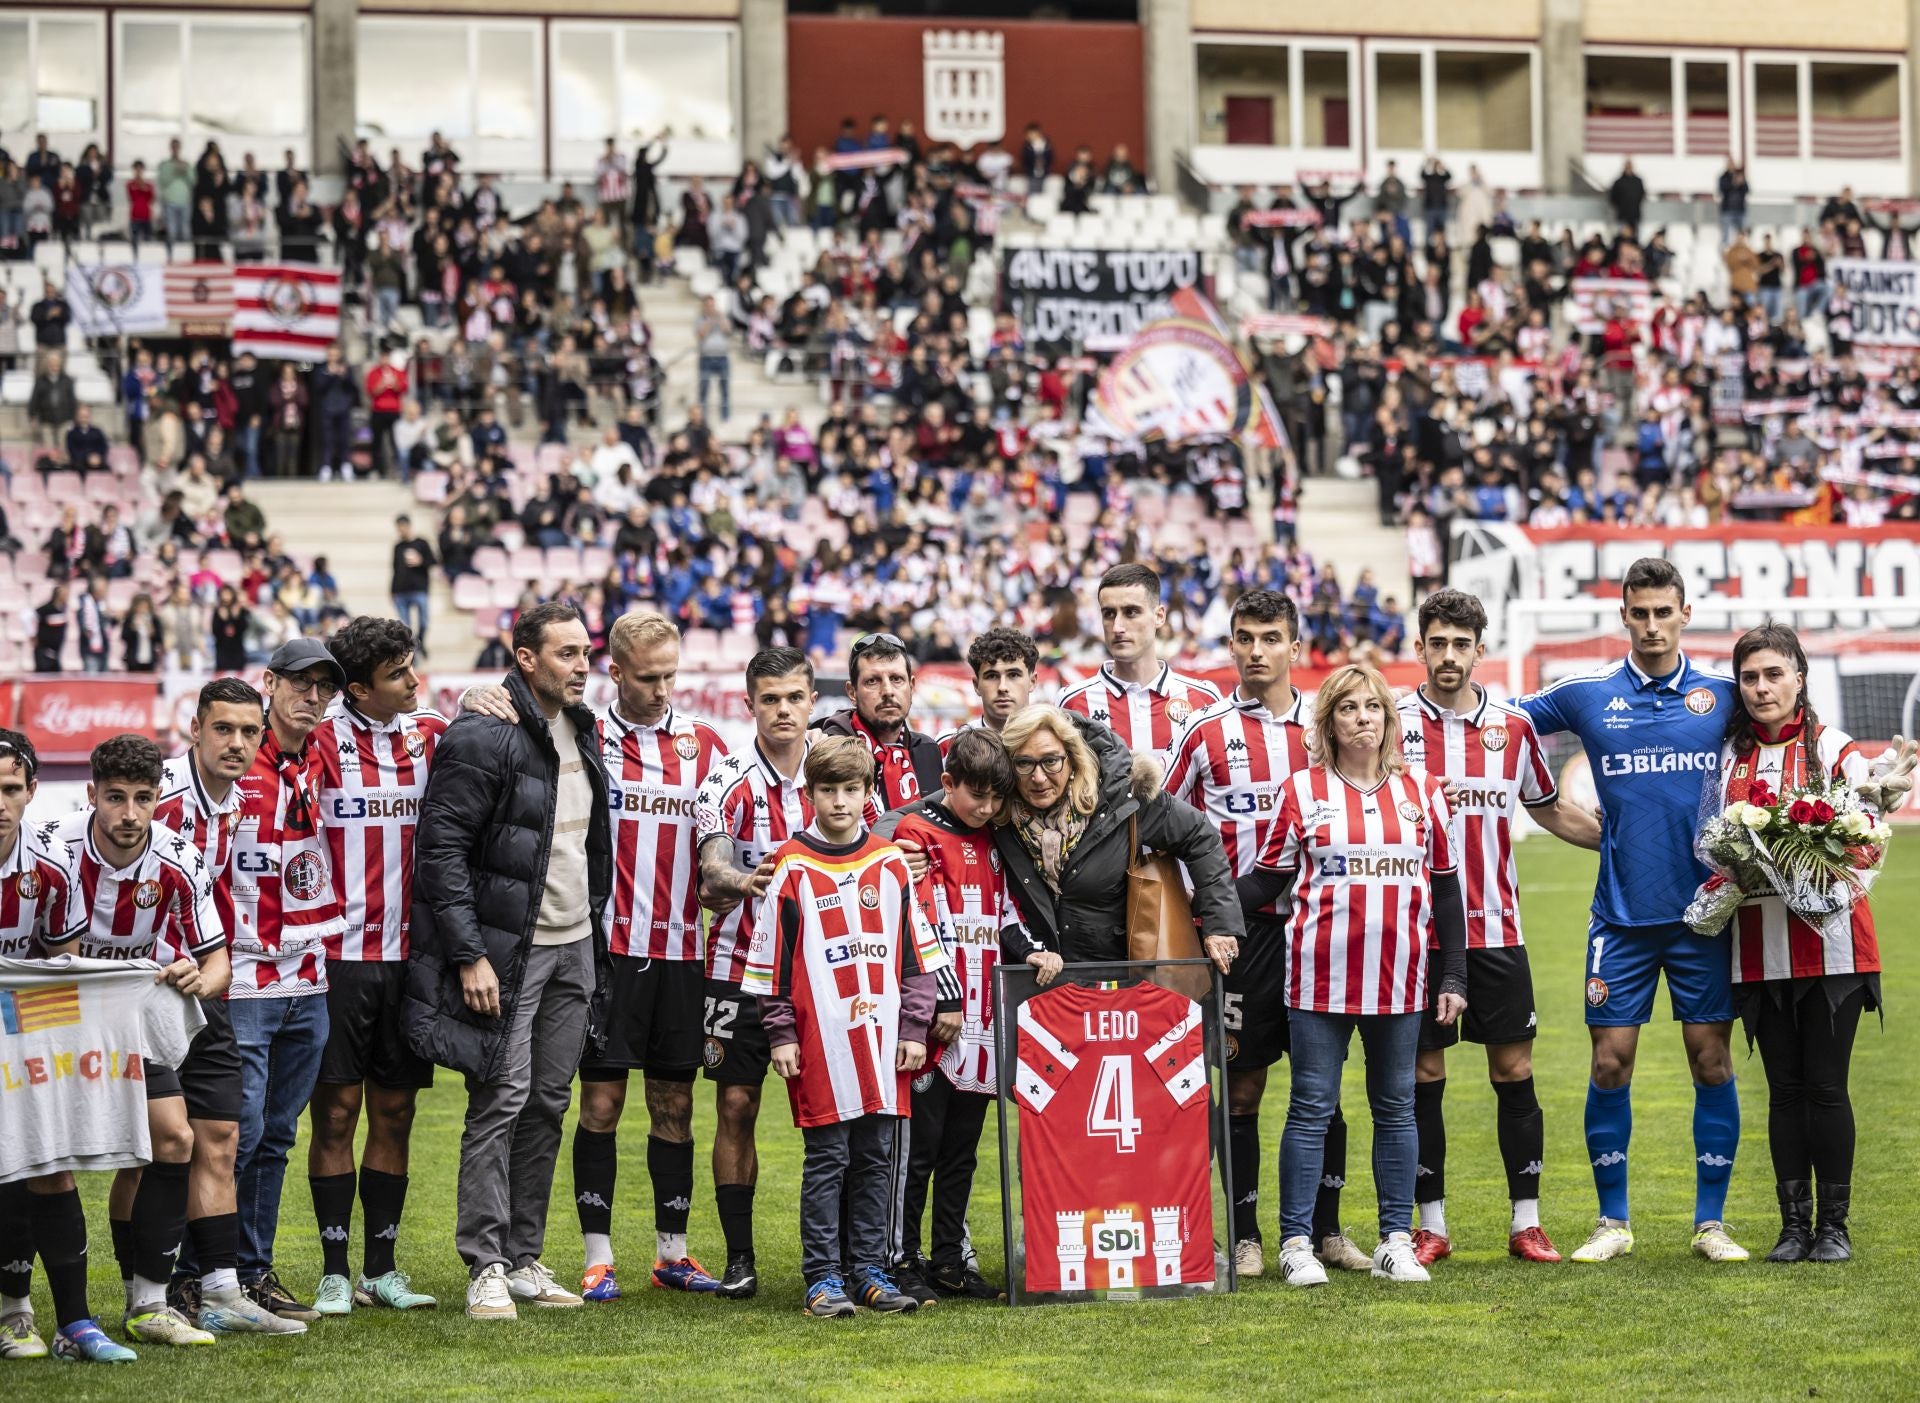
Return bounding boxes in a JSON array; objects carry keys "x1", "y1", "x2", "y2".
[{"x1": 1124, "y1": 813, "x2": 1212, "y2": 1000}]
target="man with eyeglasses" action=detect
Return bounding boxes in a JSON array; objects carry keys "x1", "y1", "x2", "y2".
[
  {"x1": 811, "y1": 633, "x2": 944, "y2": 826},
  {"x1": 226, "y1": 639, "x2": 349, "y2": 1322}
]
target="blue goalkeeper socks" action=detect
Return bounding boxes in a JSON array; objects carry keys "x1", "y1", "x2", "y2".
[
  {"x1": 1692, "y1": 1079, "x2": 1741, "y2": 1226},
  {"x1": 1585, "y1": 1081, "x2": 1633, "y2": 1221}
]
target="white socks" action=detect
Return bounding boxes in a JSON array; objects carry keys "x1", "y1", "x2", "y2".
[
  {"x1": 127, "y1": 1273, "x2": 168, "y2": 1313},
  {"x1": 583, "y1": 1232, "x2": 613, "y2": 1271},
  {"x1": 1, "y1": 1293, "x2": 30, "y2": 1318},
  {"x1": 1511, "y1": 1199, "x2": 1541, "y2": 1233},
  {"x1": 202, "y1": 1268, "x2": 240, "y2": 1296},
  {"x1": 1418, "y1": 1199, "x2": 1447, "y2": 1238},
  {"x1": 657, "y1": 1232, "x2": 687, "y2": 1264}
]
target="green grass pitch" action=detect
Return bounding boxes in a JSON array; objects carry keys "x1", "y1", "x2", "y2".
[{"x1": 12, "y1": 843, "x2": 1918, "y2": 1401}]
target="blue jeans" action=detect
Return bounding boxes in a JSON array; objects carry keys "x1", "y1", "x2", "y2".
[
  {"x1": 230, "y1": 993, "x2": 329, "y2": 1280},
  {"x1": 164, "y1": 202, "x2": 190, "y2": 246},
  {"x1": 393, "y1": 591, "x2": 429, "y2": 646},
  {"x1": 698, "y1": 354, "x2": 731, "y2": 420},
  {"x1": 238, "y1": 422, "x2": 262, "y2": 479},
  {"x1": 1280, "y1": 1008, "x2": 1422, "y2": 1242}
]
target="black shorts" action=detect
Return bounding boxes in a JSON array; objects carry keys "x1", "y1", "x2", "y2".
[
  {"x1": 145, "y1": 997, "x2": 244, "y2": 1122},
  {"x1": 700, "y1": 978, "x2": 771, "y2": 1087},
  {"x1": 318, "y1": 960, "x2": 436, "y2": 1090},
  {"x1": 1224, "y1": 918, "x2": 1291, "y2": 1070},
  {"x1": 581, "y1": 956, "x2": 704, "y2": 1082},
  {"x1": 1420, "y1": 945, "x2": 1539, "y2": 1052}
]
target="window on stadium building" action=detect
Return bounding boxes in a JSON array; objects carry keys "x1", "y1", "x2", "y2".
[
  {"x1": 113, "y1": 13, "x2": 308, "y2": 170},
  {"x1": 357, "y1": 17, "x2": 543, "y2": 176},
  {"x1": 0, "y1": 10, "x2": 106, "y2": 155},
  {"x1": 548, "y1": 23, "x2": 740, "y2": 178},
  {"x1": 1367, "y1": 43, "x2": 1540, "y2": 189},
  {"x1": 1435, "y1": 50, "x2": 1532, "y2": 153}
]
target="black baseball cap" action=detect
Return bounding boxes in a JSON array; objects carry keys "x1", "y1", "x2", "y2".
[{"x1": 267, "y1": 639, "x2": 346, "y2": 687}]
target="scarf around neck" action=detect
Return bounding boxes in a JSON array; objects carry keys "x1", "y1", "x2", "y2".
[{"x1": 1012, "y1": 796, "x2": 1090, "y2": 893}]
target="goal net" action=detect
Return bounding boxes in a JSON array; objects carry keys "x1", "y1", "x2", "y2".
[{"x1": 1502, "y1": 596, "x2": 1920, "y2": 822}]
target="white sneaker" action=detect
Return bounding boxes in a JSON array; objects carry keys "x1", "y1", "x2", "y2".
[
  {"x1": 1315, "y1": 1231, "x2": 1374, "y2": 1272},
  {"x1": 198, "y1": 1289, "x2": 309, "y2": 1335},
  {"x1": 465, "y1": 1263, "x2": 518, "y2": 1320},
  {"x1": 1370, "y1": 1232, "x2": 1431, "y2": 1283},
  {"x1": 1233, "y1": 1238, "x2": 1265, "y2": 1279},
  {"x1": 1571, "y1": 1217, "x2": 1636, "y2": 1263},
  {"x1": 1277, "y1": 1236, "x2": 1328, "y2": 1288},
  {"x1": 506, "y1": 1261, "x2": 584, "y2": 1308},
  {"x1": 1691, "y1": 1221, "x2": 1751, "y2": 1262}
]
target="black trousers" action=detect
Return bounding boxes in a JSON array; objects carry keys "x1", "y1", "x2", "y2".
[
  {"x1": 900, "y1": 1073, "x2": 990, "y2": 1270},
  {"x1": 802, "y1": 1114, "x2": 895, "y2": 1284},
  {"x1": 1750, "y1": 981, "x2": 1867, "y2": 1184}
]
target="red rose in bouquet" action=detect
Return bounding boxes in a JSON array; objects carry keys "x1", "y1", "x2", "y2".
[
  {"x1": 1749, "y1": 780, "x2": 1776, "y2": 808},
  {"x1": 1811, "y1": 799, "x2": 1836, "y2": 824},
  {"x1": 1787, "y1": 799, "x2": 1817, "y2": 824}
]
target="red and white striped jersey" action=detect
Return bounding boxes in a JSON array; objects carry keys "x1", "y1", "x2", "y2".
[
  {"x1": 230, "y1": 729, "x2": 343, "y2": 998},
  {"x1": 695, "y1": 740, "x2": 813, "y2": 984},
  {"x1": 1164, "y1": 687, "x2": 1311, "y2": 916},
  {"x1": 741, "y1": 831, "x2": 948, "y2": 1127},
  {"x1": 315, "y1": 706, "x2": 448, "y2": 963},
  {"x1": 1720, "y1": 726, "x2": 1880, "y2": 983},
  {"x1": 155, "y1": 754, "x2": 245, "y2": 936},
  {"x1": 1059, "y1": 663, "x2": 1221, "y2": 757},
  {"x1": 890, "y1": 802, "x2": 1019, "y2": 1094},
  {"x1": 1396, "y1": 687, "x2": 1555, "y2": 949},
  {"x1": 0, "y1": 824, "x2": 82, "y2": 957},
  {"x1": 42, "y1": 811, "x2": 224, "y2": 966},
  {"x1": 599, "y1": 704, "x2": 728, "y2": 961},
  {"x1": 1256, "y1": 765, "x2": 1457, "y2": 1016}
]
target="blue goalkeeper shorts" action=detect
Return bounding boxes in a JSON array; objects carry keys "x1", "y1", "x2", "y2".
[{"x1": 1581, "y1": 917, "x2": 1735, "y2": 1027}]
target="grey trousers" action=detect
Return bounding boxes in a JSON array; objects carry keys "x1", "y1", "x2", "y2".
[
  {"x1": 455, "y1": 939, "x2": 594, "y2": 1275},
  {"x1": 801, "y1": 1113, "x2": 898, "y2": 1284}
]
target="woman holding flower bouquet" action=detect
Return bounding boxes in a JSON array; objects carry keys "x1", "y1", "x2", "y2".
[{"x1": 1713, "y1": 625, "x2": 1913, "y2": 1263}]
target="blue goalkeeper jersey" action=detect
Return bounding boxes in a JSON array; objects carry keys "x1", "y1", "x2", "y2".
[{"x1": 1517, "y1": 652, "x2": 1736, "y2": 929}]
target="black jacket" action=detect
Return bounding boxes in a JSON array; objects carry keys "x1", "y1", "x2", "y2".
[
  {"x1": 405, "y1": 668, "x2": 614, "y2": 1080},
  {"x1": 989, "y1": 713, "x2": 1244, "y2": 966},
  {"x1": 811, "y1": 708, "x2": 944, "y2": 811}
]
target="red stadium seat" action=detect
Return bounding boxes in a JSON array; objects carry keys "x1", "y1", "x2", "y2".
[
  {"x1": 452, "y1": 574, "x2": 491, "y2": 611},
  {"x1": 6, "y1": 472, "x2": 44, "y2": 502},
  {"x1": 490, "y1": 578, "x2": 523, "y2": 609},
  {"x1": 413, "y1": 471, "x2": 449, "y2": 504},
  {"x1": 472, "y1": 545, "x2": 508, "y2": 578},
  {"x1": 43, "y1": 473, "x2": 84, "y2": 503},
  {"x1": 509, "y1": 547, "x2": 546, "y2": 579}
]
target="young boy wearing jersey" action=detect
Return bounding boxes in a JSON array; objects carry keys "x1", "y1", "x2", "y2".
[
  {"x1": 695, "y1": 648, "x2": 819, "y2": 1300},
  {"x1": 1164, "y1": 590, "x2": 1369, "y2": 1278},
  {"x1": 937, "y1": 627, "x2": 1038, "y2": 755},
  {"x1": 152, "y1": 680, "x2": 304, "y2": 1335},
  {"x1": 743, "y1": 736, "x2": 950, "y2": 1318},
  {"x1": 1398, "y1": 591, "x2": 1601, "y2": 1266},
  {"x1": 0, "y1": 730, "x2": 102, "y2": 1362},
  {"x1": 1515, "y1": 559, "x2": 1746, "y2": 1264},
  {"x1": 1059, "y1": 564, "x2": 1220, "y2": 758},
  {"x1": 306, "y1": 619, "x2": 446, "y2": 1315},
  {"x1": 43, "y1": 736, "x2": 232, "y2": 1353},
  {"x1": 877, "y1": 729, "x2": 1060, "y2": 1304}
]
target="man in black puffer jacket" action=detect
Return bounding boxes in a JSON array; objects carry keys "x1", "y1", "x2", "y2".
[{"x1": 406, "y1": 601, "x2": 613, "y2": 1318}]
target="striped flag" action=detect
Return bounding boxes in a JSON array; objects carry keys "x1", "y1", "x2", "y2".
[
  {"x1": 0, "y1": 983, "x2": 82, "y2": 1034},
  {"x1": 164, "y1": 263, "x2": 236, "y2": 324},
  {"x1": 1568, "y1": 277, "x2": 1655, "y2": 336},
  {"x1": 232, "y1": 264, "x2": 342, "y2": 363}
]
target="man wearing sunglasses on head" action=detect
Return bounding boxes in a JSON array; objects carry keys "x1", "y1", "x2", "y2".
[
  {"x1": 810, "y1": 633, "x2": 944, "y2": 825},
  {"x1": 226, "y1": 640, "x2": 349, "y2": 1322}
]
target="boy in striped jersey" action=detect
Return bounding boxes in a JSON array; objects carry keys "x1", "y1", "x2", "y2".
[
  {"x1": 44, "y1": 735, "x2": 231, "y2": 1353},
  {"x1": 306, "y1": 619, "x2": 445, "y2": 1315},
  {"x1": 1165, "y1": 591, "x2": 1367, "y2": 1278},
  {"x1": 571, "y1": 614, "x2": 728, "y2": 1300},
  {"x1": 744, "y1": 736, "x2": 950, "y2": 1317},
  {"x1": 1397, "y1": 590, "x2": 1600, "y2": 1266},
  {"x1": 1059, "y1": 563, "x2": 1220, "y2": 759},
  {"x1": 694, "y1": 648, "x2": 819, "y2": 1300},
  {"x1": 152, "y1": 680, "x2": 303, "y2": 1335}
]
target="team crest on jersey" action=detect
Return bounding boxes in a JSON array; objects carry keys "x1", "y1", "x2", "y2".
[
  {"x1": 703, "y1": 1037, "x2": 725, "y2": 1068},
  {"x1": 1166, "y1": 698, "x2": 1192, "y2": 725},
  {"x1": 133, "y1": 879, "x2": 163, "y2": 910},
  {"x1": 284, "y1": 851, "x2": 328, "y2": 902},
  {"x1": 675, "y1": 733, "x2": 699, "y2": 760},
  {"x1": 912, "y1": 1069, "x2": 937, "y2": 1093},
  {"x1": 1684, "y1": 687, "x2": 1717, "y2": 716},
  {"x1": 1586, "y1": 976, "x2": 1609, "y2": 1008},
  {"x1": 988, "y1": 848, "x2": 1001, "y2": 873},
  {"x1": 859, "y1": 885, "x2": 881, "y2": 909},
  {"x1": 15, "y1": 870, "x2": 43, "y2": 901},
  {"x1": 1398, "y1": 801, "x2": 1424, "y2": 825},
  {"x1": 1481, "y1": 726, "x2": 1508, "y2": 753},
  {"x1": 404, "y1": 731, "x2": 426, "y2": 757},
  {"x1": 1224, "y1": 1033, "x2": 1240, "y2": 1062}
]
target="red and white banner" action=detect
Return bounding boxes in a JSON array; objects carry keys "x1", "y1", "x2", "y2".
[
  {"x1": 12, "y1": 681, "x2": 158, "y2": 765},
  {"x1": 820, "y1": 147, "x2": 910, "y2": 173},
  {"x1": 232, "y1": 264, "x2": 342, "y2": 363},
  {"x1": 1240, "y1": 313, "x2": 1333, "y2": 341},
  {"x1": 1568, "y1": 277, "x2": 1656, "y2": 335},
  {"x1": 164, "y1": 263, "x2": 236, "y2": 325},
  {"x1": 1240, "y1": 208, "x2": 1321, "y2": 229}
]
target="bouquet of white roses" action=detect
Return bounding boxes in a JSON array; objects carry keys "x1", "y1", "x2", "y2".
[{"x1": 1686, "y1": 774, "x2": 1893, "y2": 937}]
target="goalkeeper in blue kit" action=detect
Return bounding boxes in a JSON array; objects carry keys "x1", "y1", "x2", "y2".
[{"x1": 1516, "y1": 560, "x2": 1747, "y2": 1263}]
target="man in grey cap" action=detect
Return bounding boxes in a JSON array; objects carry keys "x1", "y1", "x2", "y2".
[{"x1": 225, "y1": 639, "x2": 350, "y2": 1321}]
